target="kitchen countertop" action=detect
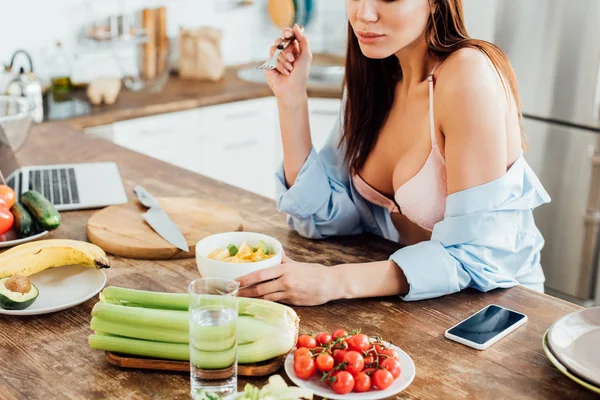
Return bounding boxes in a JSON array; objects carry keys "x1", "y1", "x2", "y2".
[
  {"x1": 52, "y1": 54, "x2": 344, "y2": 130},
  {"x1": 0, "y1": 67, "x2": 596, "y2": 399}
]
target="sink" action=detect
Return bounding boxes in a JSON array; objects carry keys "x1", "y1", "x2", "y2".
[{"x1": 237, "y1": 64, "x2": 344, "y2": 90}]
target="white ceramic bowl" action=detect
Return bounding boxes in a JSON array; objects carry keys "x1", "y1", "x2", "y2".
[{"x1": 195, "y1": 232, "x2": 283, "y2": 281}]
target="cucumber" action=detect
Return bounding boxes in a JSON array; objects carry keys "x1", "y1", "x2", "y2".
[
  {"x1": 9, "y1": 202, "x2": 35, "y2": 237},
  {"x1": 21, "y1": 190, "x2": 61, "y2": 231}
]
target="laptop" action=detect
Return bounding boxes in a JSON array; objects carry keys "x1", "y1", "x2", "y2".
[{"x1": 0, "y1": 127, "x2": 128, "y2": 211}]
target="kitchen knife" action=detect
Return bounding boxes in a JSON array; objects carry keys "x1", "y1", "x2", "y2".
[{"x1": 133, "y1": 185, "x2": 189, "y2": 252}]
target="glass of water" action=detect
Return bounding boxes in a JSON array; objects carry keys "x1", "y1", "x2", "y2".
[{"x1": 189, "y1": 278, "x2": 240, "y2": 400}]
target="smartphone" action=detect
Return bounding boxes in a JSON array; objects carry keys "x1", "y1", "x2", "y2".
[{"x1": 444, "y1": 304, "x2": 527, "y2": 350}]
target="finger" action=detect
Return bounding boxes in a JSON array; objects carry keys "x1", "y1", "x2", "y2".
[
  {"x1": 260, "y1": 292, "x2": 288, "y2": 303},
  {"x1": 291, "y1": 41, "x2": 301, "y2": 57},
  {"x1": 282, "y1": 28, "x2": 293, "y2": 39},
  {"x1": 281, "y1": 47, "x2": 295, "y2": 63},
  {"x1": 236, "y1": 265, "x2": 286, "y2": 288},
  {"x1": 278, "y1": 53, "x2": 294, "y2": 72},
  {"x1": 276, "y1": 60, "x2": 290, "y2": 76},
  {"x1": 239, "y1": 278, "x2": 284, "y2": 298},
  {"x1": 293, "y1": 24, "x2": 309, "y2": 48}
]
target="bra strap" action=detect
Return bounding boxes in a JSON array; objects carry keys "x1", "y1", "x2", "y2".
[{"x1": 427, "y1": 61, "x2": 441, "y2": 147}]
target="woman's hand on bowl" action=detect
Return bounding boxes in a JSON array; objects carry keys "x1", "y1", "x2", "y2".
[{"x1": 236, "y1": 254, "x2": 336, "y2": 306}]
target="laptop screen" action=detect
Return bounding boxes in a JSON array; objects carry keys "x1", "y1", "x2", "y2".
[{"x1": 0, "y1": 126, "x2": 20, "y2": 183}]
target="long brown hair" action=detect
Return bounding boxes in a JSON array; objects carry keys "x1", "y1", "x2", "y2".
[{"x1": 341, "y1": 0, "x2": 522, "y2": 175}]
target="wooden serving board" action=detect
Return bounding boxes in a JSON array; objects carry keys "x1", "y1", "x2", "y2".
[
  {"x1": 105, "y1": 352, "x2": 286, "y2": 377},
  {"x1": 87, "y1": 197, "x2": 243, "y2": 260}
]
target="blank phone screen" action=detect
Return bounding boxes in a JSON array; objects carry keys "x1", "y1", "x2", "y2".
[{"x1": 448, "y1": 305, "x2": 526, "y2": 345}]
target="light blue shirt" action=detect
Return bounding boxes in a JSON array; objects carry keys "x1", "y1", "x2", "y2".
[{"x1": 275, "y1": 111, "x2": 551, "y2": 301}]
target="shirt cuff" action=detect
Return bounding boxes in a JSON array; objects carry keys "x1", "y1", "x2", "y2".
[
  {"x1": 389, "y1": 241, "x2": 467, "y2": 301},
  {"x1": 275, "y1": 148, "x2": 332, "y2": 219}
]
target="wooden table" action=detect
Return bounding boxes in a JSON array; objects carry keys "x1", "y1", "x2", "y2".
[{"x1": 0, "y1": 121, "x2": 595, "y2": 400}]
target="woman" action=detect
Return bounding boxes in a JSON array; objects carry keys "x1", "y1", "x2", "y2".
[{"x1": 236, "y1": 0, "x2": 550, "y2": 305}]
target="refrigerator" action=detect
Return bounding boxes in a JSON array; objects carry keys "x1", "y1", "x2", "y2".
[{"x1": 466, "y1": 0, "x2": 600, "y2": 305}]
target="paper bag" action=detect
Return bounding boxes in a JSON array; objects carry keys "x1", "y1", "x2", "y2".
[{"x1": 179, "y1": 27, "x2": 225, "y2": 81}]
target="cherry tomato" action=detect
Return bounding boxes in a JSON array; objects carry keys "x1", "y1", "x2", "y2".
[
  {"x1": 332, "y1": 341, "x2": 348, "y2": 351},
  {"x1": 331, "y1": 371, "x2": 355, "y2": 394},
  {"x1": 347, "y1": 334, "x2": 371, "y2": 353},
  {"x1": 0, "y1": 208, "x2": 14, "y2": 236},
  {"x1": 294, "y1": 356, "x2": 316, "y2": 380},
  {"x1": 294, "y1": 347, "x2": 312, "y2": 361},
  {"x1": 0, "y1": 186, "x2": 16, "y2": 209},
  {"x1": 378, "y1": 349, "x2": 399, "y2": 362},
  {"x1": 315, "y1": 353, "x2": 334, "y2": 372},
  {"x1": 297, "y1": 334, "x2": 317, "y2": 349},
  {"x1": 333, "y1": 349, "x2": 347, "y2": 365},
  {"x1": 343, "y1": 351, "x2": 365, "y2": 376},
  {"x1": 332, "y1": 329, "x2": 348, "y2": 340},
  {"x1": 315, "y1": 332, "x2": 332, "y2": 346},
  {"x1": 363, "y1": 355, "x2": 374, "y2": 366},
  {"x1": 353, "y1": 372, "x2": 372, "y2": 392},
  {"x1": 363, "y1": 367, "x2": 377, "y2": 376},
  {"x1": 381, "y1": 358, "x2": 402, "y2": 379},
  {"x1": 373, "y1": 369, "x2": 394, "y2": 390},
  {"x1": 374, "y1": 344, "x2": 386, "y2": 353}
]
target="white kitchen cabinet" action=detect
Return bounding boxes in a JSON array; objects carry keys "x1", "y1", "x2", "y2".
[{"x1": 84, "y1": 96, "x2": 340, "y2": 199}]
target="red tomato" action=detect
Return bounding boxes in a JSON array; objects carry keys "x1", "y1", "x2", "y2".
[
  {"x1": 374, "y1": 344, "x2": 386, "y2": 353},
  {"x1": 363, "y1": 355, "x2": 374, "y2": 366},
  {"x1": 353, "y1": 372, "x2": 372, "y2": 392},
  {"x1": 315, "y1": 353, "x2": 334, "y2": 372},
  {"x1": 332, "y1": 329, "x2": 348, "y2": 340},
  {"x1": 294, "y1": 356, "x2": 316, "y2": 380},
  {"x1": 315, "y1": 332, "x2": 332, "y2": 346},
  {"x1": 378, "y1": 349, "x2": 399, "y2": 362},
  {"x1": 373, "y1": 369, "x2": 394, "y2": 390},
  {"x1": 331, "y1": 371, "x2": 355, "y2": 394},
  {"x1": 333, "y1": 349, "x2": 347, "y2": 365},
  {"x1": 0, "y1": 208, "x2": 14, "y2": 235},
  {"x1": 0, "y1": 186, "x2": 16, "y2": 209},
  {"x1": 332, "y1": 340, "x2": 348, "y2": 351},
  {"x1": 347, "y1": 334, "x2": 371, "y2": 353},
  {"x1": 294, "y1": 347, "x2": 312, "y2": 361},
  {"x1": 381, "y1": 358, "x2": 402, "y2": 379},
  {"x1": 297, "y1": 334, "x2": 317, "y2": 349},
  {"x1": 363, "y1": 367, "x2": 377, "y2": 376},
  {"x1": 343, "y1": 351, "x2": 365, "y2": 376}
]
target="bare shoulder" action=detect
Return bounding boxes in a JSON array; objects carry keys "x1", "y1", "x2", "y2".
[{"x1": 434, "y1": 47, "x2": 505, "y2": 101}]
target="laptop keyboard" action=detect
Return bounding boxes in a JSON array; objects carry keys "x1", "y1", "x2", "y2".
[{"x1": 29, "y1": 168, "x2": 80, "y2": 205}]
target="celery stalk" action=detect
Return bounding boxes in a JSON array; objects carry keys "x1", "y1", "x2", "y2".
[
  {"x1": 190, "y1": 346, "x2": 236, "y2": 370},
  {"x1": 92, "y1": 302, "x2": 188, "y2": 331},
  {"x1": 91, "y1": 317, "x2": 189, "y2": 344},
  {"x1": 100, "y1": 286, "x2": 189, "y2": 310},
  {"x1": 89, "y1": 334, "x2": 189, "y2": 361}
]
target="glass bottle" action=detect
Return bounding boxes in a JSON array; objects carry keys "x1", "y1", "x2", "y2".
[{"x1": 49, "y1": 41, "x2": 72, "y2": 101}]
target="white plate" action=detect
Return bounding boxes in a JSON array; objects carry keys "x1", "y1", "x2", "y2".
[
  {"x1": 284, "y1": 342, "x2": 416, "y2": 400},
  {"x1": 0, "y1": 265, "x2": 107, "y2": 316},
  {"x1": 547, "y1": 307, "x2": 600, "y2": 387},
  {"x1": 0, "y1": 230, "x2": 49, "y2": 248}
]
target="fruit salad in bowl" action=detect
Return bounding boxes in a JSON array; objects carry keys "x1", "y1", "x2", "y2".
[{"x1": 196, "y1": 232, "x2": 283, "y2": 280}]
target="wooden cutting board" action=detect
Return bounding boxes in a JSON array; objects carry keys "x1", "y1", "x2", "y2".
[
  {"x1": 104, "y1": 352, "x2": 285, "y2": 377},
  {"x1": 87, "y1": 197, "x2": 243, "y2": 260}
]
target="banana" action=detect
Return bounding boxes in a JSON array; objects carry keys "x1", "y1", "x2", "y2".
[{"x1": 0, "y1": 239, "x2": 110, "y2": 278}]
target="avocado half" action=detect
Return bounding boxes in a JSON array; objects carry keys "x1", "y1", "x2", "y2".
[{"x1": 0, "y1": 276, "x2": 39, "y2": 310}]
